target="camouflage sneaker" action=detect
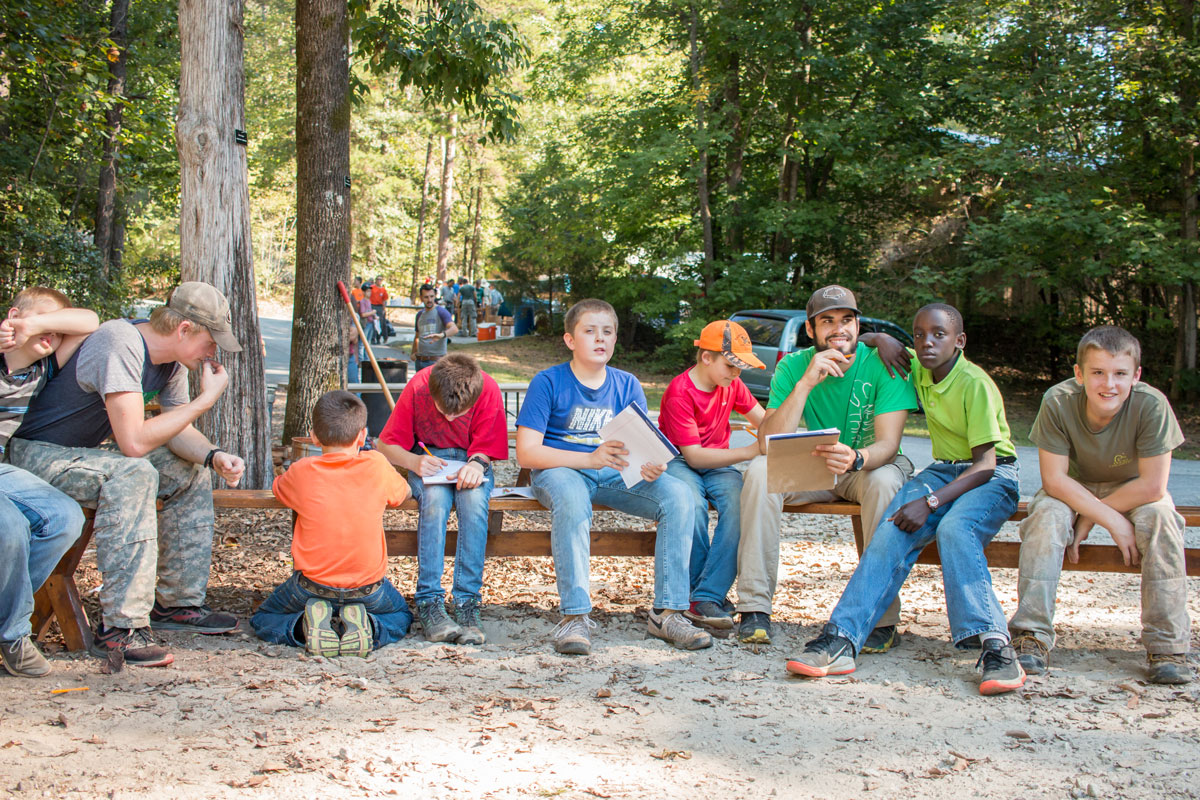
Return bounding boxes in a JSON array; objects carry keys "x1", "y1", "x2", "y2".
[
  {"x1": 302, "y1": 599, "x2": 341, "y2": 658},
  {"x1": 452, "y1": 598, "x2": 486, "y2": 645},
  {"x1": 338, "y1": 603, "x2": 373, "y2": 658},
  {"x1": 1147, "y1": 653, "x2": 1194, "y2": 685},
  {"x1": 647, "y1": 609, "x2": 713, "y2": 650},
  {"x1": 552, "y1": 614, "x2": 596, "y2": 655},
  {"x1": 0, "y1": 636, "x2": 51, "y2": 678},
  {"x1": 150, "y1": 602, "x2": 238, "y2": 634},
  {"x1": 416, "y1": 600, "x2": 463, "y2": 643},
  {"x1": 1011, "y1": 633, "x2": 1049, "y2": 675},
  {"x1": 90, "y1": 625, "x2": 174, "y2": 668}
]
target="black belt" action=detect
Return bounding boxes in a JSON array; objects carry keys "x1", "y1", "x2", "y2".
[
  {"x1": 296, "y1": 572, "x2": 383, "y2": 599},
  {"x1": 940, "y1": 455, "x2": 1017, "y2": 465}
]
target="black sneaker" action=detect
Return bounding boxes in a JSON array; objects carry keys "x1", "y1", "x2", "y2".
[
  {"x1": 452, "y1": 598, "x2": 486, "y2": 645},
  {"x1": 684, "y1": 600, "x2": 734, "y2": 630},
  {"x1": 860, "y1": 625, "x2": 900, "y2": 654},
  {"x1": 150, "y1": 602, "x2": 239, "y2": 634},
  {"x1": 1011, "y1": 633, "x2": 1049, "y2": 675},
  {"x1": 90, "y1": 625, "x2": 174, "y2": 668},
  {"x1": 786, "y1": 623, "x2": 856, "y2": 677},
  {"x1": 737, "y1": 612, "x2": 772, "y2": 645},
  {"x1": 977, "y1": 638, "x2": 1026, "y2": 695}
]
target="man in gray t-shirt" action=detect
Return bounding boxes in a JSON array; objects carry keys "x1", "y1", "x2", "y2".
[
  {"x1": 411, "y1": 284, "x2": 458, "y2": 372},
  {"x1": 11, "y1": 282, "x2": 246, "y2": 668}
]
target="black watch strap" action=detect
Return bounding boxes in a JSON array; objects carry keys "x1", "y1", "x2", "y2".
[
  {"x1": 850, "y1": 450, "x2": 865, "y2": 472},
  {"x1": 467, "y1": 455, "x2": 490, "y2": 470}
]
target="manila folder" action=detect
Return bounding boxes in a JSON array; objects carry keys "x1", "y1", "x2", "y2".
[{"x1": 765, "y1": 429, "x2": 841, "y2": 494}]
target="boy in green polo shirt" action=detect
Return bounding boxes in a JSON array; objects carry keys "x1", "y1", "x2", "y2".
[
  {"x1": 786, "y1": 303, "x2": 1026, "y2": 695},
  {"x1": 1009, "y1": 325, "x2": 1191, "y2": 685}
]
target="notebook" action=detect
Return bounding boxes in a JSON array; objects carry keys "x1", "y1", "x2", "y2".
[
  {"x1": 599, "y1": 404, "x2": 681, "y2": 488},
  {"x1": 765, "y1": 428, "x2": 841, "y2": 493}
]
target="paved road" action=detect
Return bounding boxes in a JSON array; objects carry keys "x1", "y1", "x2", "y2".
[{"x1": 260, "y1": 313, "x2": 1200, "y2": 504}]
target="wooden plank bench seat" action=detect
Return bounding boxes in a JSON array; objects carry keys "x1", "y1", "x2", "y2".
[{"x1": 31, "y1": 488, "x2": 1200, "y2": 652}]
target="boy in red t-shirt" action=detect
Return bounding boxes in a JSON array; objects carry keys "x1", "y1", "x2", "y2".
[
  {"x1": 659, "y1": 320, "x2": 766, "y2": 629},
  {"x1": 375, "y1": 354, "x2": 508, "y2": 645},
  {"x1": 251, "y1": 391, "x2": 412, "y2": 657}
]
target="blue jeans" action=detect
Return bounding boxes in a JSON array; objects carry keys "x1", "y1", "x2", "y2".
[
  {"x1": 665, "y1": 458, "x2": 743, "y2": 604},
  {"x1": 405, "y1": 446, "x2": 494, "y2": 604},
  {"x1": 250, "y1": 572, "x2": 412, "y2": 649},
  {"x1": 413, "y1": 357, "x2": 439, "y2": 372},
  {"x1": 531, "y1": 466, "x2": 693, "y2": 615},
  {"x1": 348, "y1": 350, "x2": 360, "y2": 385},
  {"x1": 829, "y1": 462, "x2": 1020, "y2": 652},
  {"x1": 0, "y1": 464, "x2": 85, "y2": 642}
]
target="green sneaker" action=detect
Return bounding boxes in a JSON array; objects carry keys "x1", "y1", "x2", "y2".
[
  {"x1": 860, "y1": 625, "x2": 900, "y2": 654},
  {"x1": 302, "y1": 599, "x2": 340, "y2": 658},
  {"x1": 339, "y1": 603, "x2": 373, "y2": 657}
]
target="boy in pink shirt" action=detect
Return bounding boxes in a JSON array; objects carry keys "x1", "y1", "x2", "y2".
[{"x1": 659, "y1": 320, "x2": 765, "y2": 629}]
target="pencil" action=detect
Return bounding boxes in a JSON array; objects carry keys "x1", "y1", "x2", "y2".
[{"x1": 417, "y1": 441, "x2": 434, "y2": 457}]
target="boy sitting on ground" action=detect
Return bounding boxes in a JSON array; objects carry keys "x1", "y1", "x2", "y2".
[
  {"x1": 375, "y1": 353, "x2": 508, "y2": 645},
  {"x1": 1009, "y1": 326, "x2": 1192, "y2": 685},
  {"x1": 786, "y1": 303, "x2": 1025, "y2": 695},
  {"x1": 0, "y1": 287, "x2": 97, "y2": 677},
  {"x1": 515, "y1": 299, "x2": 711, "y2": 655},
  {"x1": 251, "y1": 391, "x2": 413, "y2": 657},
  {"x1": 657, "y1": 320, "x2": 765, "y2": 630}
]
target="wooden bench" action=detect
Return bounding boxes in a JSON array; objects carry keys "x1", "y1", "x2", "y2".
[{"x1": 31, "y1": 489, "x2": 1200, "y2": 652}]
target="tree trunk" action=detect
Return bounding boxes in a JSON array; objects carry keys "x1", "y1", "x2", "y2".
[
  {"x1": 689, "y1": 6, "x2": 714, "y2": 292},
  {"x1": 1171, "y1": 0, "x2": 1197, "y2": 400},
  {"x1": 177, "y1": 0, "x2": 272, "y2": 489},
  {"x1": 285, "y1": 0, "x2": 352, "y2": 444},
  {"x1": 411, "y1": 136, "x2": 434, "y2": 300},
  {"x1": 435, "y1": 114, "x2": 458, "y2": 283},
  {"x1": 460, "y1": 159, "x2": 474, "y2": 276},
  {"x1": 468, "y1": 169, "x2": 483, "y2": 281},
  {"x1": 94, "y1": 0, "x2": 129, "y2": 279},
  {"x1": 723, "y1": 49, "x2": 744, "y2": 256}
]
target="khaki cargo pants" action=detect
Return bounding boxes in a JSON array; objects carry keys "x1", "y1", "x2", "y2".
[{"x1": 9, "y1": 438, "x2": 215, "y2": 630}]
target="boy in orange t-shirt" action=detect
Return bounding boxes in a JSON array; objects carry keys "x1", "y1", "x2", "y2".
[{"x1": 250, "y1": 390, "x2": 412, "y2": 657}]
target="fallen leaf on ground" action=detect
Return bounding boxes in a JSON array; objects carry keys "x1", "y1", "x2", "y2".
[
  {"x1": 1005, "y1": 730, "x2": 1032, "y2": 740},
  {"x1": 650, "y1": 749, "x2": 691, "y2": 761}
]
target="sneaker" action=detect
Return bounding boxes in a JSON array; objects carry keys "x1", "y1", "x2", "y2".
[
  {"x1": 0, "y1": 636, "x2": 51, "y2": 678},
  {"x1": 684, "y1": 600, "x2": 734, "y2": 630},
  {"x1": 302, "y1": 599, "x2": 341, "y2": 658},
  {"x1": 416, "y1": 600, "x2": 463, "y2": 643},
  {"x1": 452, "y1": 598, "x2": 486, "y2": 645},
  {"x1": 552, "y1": 614, "x2": 596, "y2": 655},
  {"x1": 737, "y1": 612, "x2": 772, "y2": 645},
  {"x1": 860, "y1": 625, "x2": 900, "y2": 654},
  {"x1": 785, "y1": 623, "x2": 856, "y2": 677},
  {"x1": 89, "y1": 625, "x2": 174, "y2": 668},
  {"x1": 150, "y1": 602, "x2": 238, "y2": 634},
  {"x1": 338, "y1": 603, "x2": 373, "y2": 658},
  {"x1": 648, "y1": 609, "x2": 713, "y2": 650},
  {"x1": 977, "y1": 639, "x2": 1027, "y2": 695},
  {"x1": 1011, "y1": 633, "x2": 1049, "y2": 675},
  {"x1": 1147, "y1": 653, "x2": 1194, "y2": 685}
]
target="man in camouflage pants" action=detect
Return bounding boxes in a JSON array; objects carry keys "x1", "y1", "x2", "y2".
[{"x1": 10, "y1": 283, "x2": 246, "y2": 667}]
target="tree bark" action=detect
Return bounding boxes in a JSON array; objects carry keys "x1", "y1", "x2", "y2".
[
  {"x1": 723, "y1": 49, "x2": 745, "y2": 256},
  {"x1": 94, "y1": 0, "x2": 129, "y2": 278},
  {"x1": 689, "y1": 6, "x2": 714, "y2": 291},
  {"x1": 1171, "y1": 0, "x2": 1197, "y2": 400},
  {"x1": 468, "y1": 168, "x2": 484, "y2": 281},
  {"x1": 285, "y1": 0, "x2": 352, "y2": 443},
  {"x1": 435, "y1": 114, "x2": 458, "y2": 283},
  {"x1": 177, "y1": 0, "x2": 272, "y2": 489},
  {"x1": 411, "y1": 136, "x2": 434, "y2": 300}
]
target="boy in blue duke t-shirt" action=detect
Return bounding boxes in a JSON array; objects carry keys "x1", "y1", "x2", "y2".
[{"x1": 516, "y1": 299, "x2": 712, "y2": 656}]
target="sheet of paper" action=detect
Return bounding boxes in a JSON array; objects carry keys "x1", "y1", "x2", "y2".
[
  {"x1": 421, "y1": 459, "x2": 468, "y2": 484},
  {"x1": 599, "y1": 404, "x2": 681, "y2": 488},
  {"x1": 490, "y1": 486, "x2": 538, "y2": 500},
  {"x1": 765, "y1": 428, "x2": 841, "y2": 493}
]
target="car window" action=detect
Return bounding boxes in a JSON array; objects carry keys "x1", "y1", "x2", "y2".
[
  {"x1": 794, "y1": 323, "x2": 812, "y2": 349},
  {"x1": 731, "y1": 315, "x2": 784, "y2": 348}
]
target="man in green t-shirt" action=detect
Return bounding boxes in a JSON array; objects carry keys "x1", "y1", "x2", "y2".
[
  {"x1": 1009, "y1": 326, "x2": 1192, "y2": 685},
  {"x1": 737, "y1": 285, "x2": 918, "y2": 647}
]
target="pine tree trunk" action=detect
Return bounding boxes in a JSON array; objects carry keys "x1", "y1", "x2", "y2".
[
  {"x1": 411, "y1": 136, "x2": 434, "y2": 300},
  {"x1": 94, "y1": 0, "x2": 129, "y2": 278},
  {"x1": 689, "y1": 7, "x2": 714, "y2": 291},
  {"x1": 468, "y1": 169, "x2": 483, "y2": 280},
  {"x1": 177, "y1": 0, "x2": 272, "y2": 488},
  {"x1": 435, "y1": 114, "x2": 458, "y2": 283},
  {"x1": 1171, "y1": 0, "x2": 1197, "y2": 400},
  {"x1": 285, "y1": 0, "x2": 351, "y2": 443}
]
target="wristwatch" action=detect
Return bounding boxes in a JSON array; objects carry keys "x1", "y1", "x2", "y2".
[
  {"x1": 849, "y1": 450, "x2": 865, "y2": 472},
  {"x1": 925, "y1": 493, "x2": 940, "y2": 510},
  {"x1": 467, "y1": 455, "x2": 490, "y2": 471}
]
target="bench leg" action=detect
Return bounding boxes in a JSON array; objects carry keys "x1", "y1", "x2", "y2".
[
  {"x1": 30, "y1": 517, "x2": 95, "y2": 652},
  {"x1": 851, "y1": 515, "x2": 865, "y2": 556}
]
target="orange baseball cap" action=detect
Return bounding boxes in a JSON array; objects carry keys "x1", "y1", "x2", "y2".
[{"x1": 694, "y1": 320, "x2": 765, "y2": 370}]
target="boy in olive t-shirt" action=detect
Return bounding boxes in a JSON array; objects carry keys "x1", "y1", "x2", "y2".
[{"x1": 1009, "y1": 326, "x2": 1191, "y2": 685}]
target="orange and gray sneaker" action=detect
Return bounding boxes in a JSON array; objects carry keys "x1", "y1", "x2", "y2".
[
  {"x1": 90, "y1": 625, "x2": 174, "y2": 668},
  {"x1": 786, "y1": 623, "x2": 856, "y2": 677},
  {"x1": 977, "y1": 638, "x2": 1026, "y2": 695}
]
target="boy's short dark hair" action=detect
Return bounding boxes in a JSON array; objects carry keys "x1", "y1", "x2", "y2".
[
  {"x1": 311, "y1": 390, "x2": 367, "y2": 446},
  {"x1": 419, "y1": 284, "x2": 436, "y2": 296},
  {"x1": 428, "y1": 353, "x2": 484, "y2": 415},
  {"x1": 10, "y1": 286, "x2": 70, "y2": 313},
  {"x1": 564, "y1": 299, "x2": 617, "y2": 337},
  {"x1": 915, "y1": 302, "x2": 963, "y2": 334},
  {"x1": 1077, "y1": 325, "x2": 1141, "y2": 369}
]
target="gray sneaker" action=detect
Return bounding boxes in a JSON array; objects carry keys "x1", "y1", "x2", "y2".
[
  {"x1": 452, "y1": 598, "x2": 486, "y2": 645},
  {"x1": 647, "y1": 609, "x2": 713, "y2": 650},
  {"x1": 416, "y1": 600, "x2": 463, "y2": 643},
  {"x1": 553, "y1": 614, "x2": 596, "y2": 655},
  {"x1": 0, "y1": 636, "x2": 51, "y2": 678}
]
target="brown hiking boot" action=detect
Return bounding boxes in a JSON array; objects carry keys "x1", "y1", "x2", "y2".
[
  {"x1": 1147, "y1": 653, "x2": 1193, "y2": 685},
  {"x1": 1011, "y1": 633, "x2": 1049, "y2": 675}
]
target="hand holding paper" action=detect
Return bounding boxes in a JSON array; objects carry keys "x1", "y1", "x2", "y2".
[{"x1": 598, "y1": 404, "x2": 680, "y2": 488}]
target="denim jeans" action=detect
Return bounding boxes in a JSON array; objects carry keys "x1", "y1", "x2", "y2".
[
  {"x1": 413, "y1": 357, "x2": 439, "y2": 373},
  {"x1": 405, "y1": 446, "x2": 494, "y2": 604},
  {"x1": 347, "y1": 350, "x2": 360, "y2": 385},
  {"x1": 665, "y1": 457, "x2": 743, "y2": 605},
  {"x1": 828, "y1": 461, "x2": 1019, "y2": 653},
  {"x1": 250, "y1": 572, "x2": 412, "y2": 649},
  {"x1": 531, "y1": 466, "x2": 693, "y2": 615},
  {"x1": 0, "y1": 464, "x2": 85, "y2": 642}
]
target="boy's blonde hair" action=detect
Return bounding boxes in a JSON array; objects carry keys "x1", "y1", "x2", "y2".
[
  {"x1": 1076, "y1": 325, "x2": 1141, "y2": 369},
  {"x1": 311, "y1": 390, "x2": 368, "y2": 446},
  {"x1": 10, "y1": 286, "x2": 69, "y2": 313},
  {"x1": 564, "y1": 299, "x2": 617, "y2": 337},
  {"x1": 148, "y1": 306, "x2": 203, "y2": 336}
]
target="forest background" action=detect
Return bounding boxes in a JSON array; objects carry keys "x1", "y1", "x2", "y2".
[{"x1": 2, "y1": 0, "x2": 1198, "y2": 399}]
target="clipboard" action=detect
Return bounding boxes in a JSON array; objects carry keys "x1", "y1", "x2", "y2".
[
  {"x1": 599, "y1": 403, "x2": 681, "y2": 488},
  {"x1": 765, "y1": 428, "x2": 841, "y2": 493}
]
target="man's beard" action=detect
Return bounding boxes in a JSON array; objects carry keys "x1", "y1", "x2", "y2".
[{"x1": 815, "y1": 336, "x2": 856, "y2": 356}]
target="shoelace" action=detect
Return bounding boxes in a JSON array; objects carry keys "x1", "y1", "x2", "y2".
[
  {"x1": 976, "y1": 646, "x2": 1015, "y2": 671},
  {"x1": 804, "y1": 629, "x2": 840, "y2": 653},
  {"x1": 457, "y1": 603, "x2": 482, "y2": 628},
  {"x1": 553, "y1": 615, "x2": 596, "y2": 639}
]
